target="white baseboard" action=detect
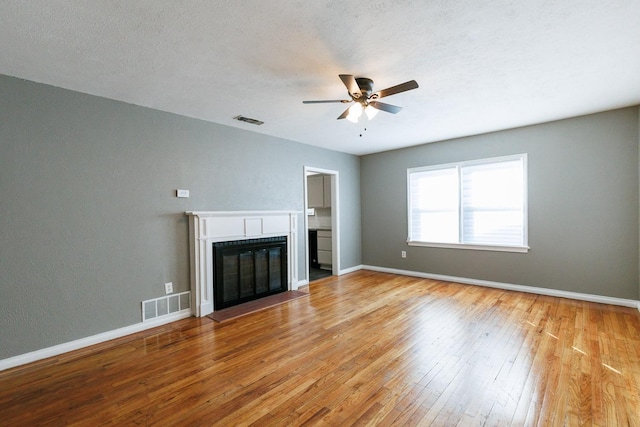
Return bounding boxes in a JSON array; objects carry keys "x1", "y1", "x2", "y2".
[
  {"x1": 0, "y1": 309, "x2": 192, "y2": 372},
  {"x1": 338, "y1": 264, "x2": 363, "y2": 275},
  {"x1": 4, "y1": 266, "x2": 637, "y2": 372},
  {"x1": 300, "y1": 265, "x2": 362, "y2": 284},
  {"x1": 296, "y1": 279, "x2": 309, "y2": 288},
  {"x1": 362, "y1": 265, "x2": 640, "y2": 311}
]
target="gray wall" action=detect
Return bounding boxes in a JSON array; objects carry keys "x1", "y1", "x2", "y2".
[
  {"x1": 0, "y1": 75, "x2": 361, "y2": 359},
  {"x1": 361, "y1": 107, "x2": 639, "y2": 300}
]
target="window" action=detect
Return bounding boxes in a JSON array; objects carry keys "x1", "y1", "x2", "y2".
[{"x1": 407, "y1": 154, "x2": 528, "y2": 252}]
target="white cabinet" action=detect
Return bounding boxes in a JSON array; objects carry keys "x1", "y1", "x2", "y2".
[
  {"x1": 318, "y1": 250, "x2": 332, "y2": 265},
  {"x1": 323, "y1": 176, "x2": 331, "y2": 207},
  {"x1": 317, "y1": 234, "x2": 332, "y2": 251},
  {"x1": 307, "y1": 175, "x2": 331, "y2": 208},
  {"x1": 317, "y1": 229, "x2": 332, "y2": 269}
]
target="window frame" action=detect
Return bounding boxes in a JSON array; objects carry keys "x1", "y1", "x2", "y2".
[{"x1": 407, "y1": 154, "x2": 529, "y2": 253}]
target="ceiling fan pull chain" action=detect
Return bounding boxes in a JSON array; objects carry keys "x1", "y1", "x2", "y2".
[{"x1": 359, "y1": 124, "x2": 367, "y2": 138}]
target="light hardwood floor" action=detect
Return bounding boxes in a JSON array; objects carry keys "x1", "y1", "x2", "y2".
[{"x1": 2, "y1": 270, "x2": 639, "y2": 426}]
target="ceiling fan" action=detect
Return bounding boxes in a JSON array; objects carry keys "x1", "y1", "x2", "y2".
[{"x1": 303, "y1": 74, "x2": 419, "y2": 122}]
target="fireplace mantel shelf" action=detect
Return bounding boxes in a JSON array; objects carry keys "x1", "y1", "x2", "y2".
[
  {"x1": 186, "y1": 210, "x2": 302, "y2": 216},
  {"x1": 186, "y1": 210, "x2": 301, "y2": 317}
]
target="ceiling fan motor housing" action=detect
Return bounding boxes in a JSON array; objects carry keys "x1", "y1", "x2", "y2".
[{"x1": 354, "y1": 77, "x2": 374, "y2": 100}]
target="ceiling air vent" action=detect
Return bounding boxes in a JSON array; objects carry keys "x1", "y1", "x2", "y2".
[{"x1": 233, "y1": 115, "x2": 264, "y2": 126}]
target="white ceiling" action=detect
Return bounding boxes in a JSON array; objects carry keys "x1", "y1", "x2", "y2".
[{"x1": 1, "y1": 1, "x2": 639, "y2": 155}]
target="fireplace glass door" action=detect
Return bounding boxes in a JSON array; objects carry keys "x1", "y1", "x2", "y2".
[{"x1": 213, "y1": 236, "x2": 287, "y2": 310}]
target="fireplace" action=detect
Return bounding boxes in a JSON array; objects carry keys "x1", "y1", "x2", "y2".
[
  {"x1": 186, "y1": 211, "x2": 300, "y2": 316},
  {"x1": 213, "y1": 236, "x2": 287, "y2": 310}
]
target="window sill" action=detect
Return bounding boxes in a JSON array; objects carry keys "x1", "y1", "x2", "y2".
[{"x1": 407, "y1": 241, "x2": 529, "y2": 253}]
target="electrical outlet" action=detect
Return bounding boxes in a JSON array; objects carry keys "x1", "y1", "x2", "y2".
[
  {"x1": 401, "y1": 251, "x2": 407, "y2": 258},
  {"x1": 164, "y1": 282, "x2": 173, "y2": 294}
]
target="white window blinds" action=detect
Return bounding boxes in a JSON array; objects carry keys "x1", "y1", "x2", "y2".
[
  {"x1": 408, "y1": 154, "x2": 527, "y2": 252},
  {"x1": 409, "y1": 167, "x2": 458, "y2": 243}
]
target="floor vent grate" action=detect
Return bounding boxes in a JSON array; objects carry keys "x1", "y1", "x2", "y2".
[{"x1": 142, "y1": 291, "x2": 191, "y2": 322}]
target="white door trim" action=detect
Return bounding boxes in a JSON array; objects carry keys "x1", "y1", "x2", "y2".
[{"x1": 303, "y1": 166, "x2": 340, "y2": 279}]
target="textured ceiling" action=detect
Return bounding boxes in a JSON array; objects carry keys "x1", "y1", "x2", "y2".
[{"x1": 1, "y1": 1, "x2": 639, "y2": 155}]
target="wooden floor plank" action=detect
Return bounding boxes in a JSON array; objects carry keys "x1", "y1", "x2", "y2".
[{"x1": 1, "y1": 270, "x2": 639, "y2": 426}]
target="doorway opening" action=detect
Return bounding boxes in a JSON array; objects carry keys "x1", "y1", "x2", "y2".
[{"x1": 304, "y1": 167, "x2": 339, "y2": 283}]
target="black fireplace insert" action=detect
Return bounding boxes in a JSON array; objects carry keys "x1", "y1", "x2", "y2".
[{"x1": 212, "y1": 236, "x2": 288, "y2": 310}]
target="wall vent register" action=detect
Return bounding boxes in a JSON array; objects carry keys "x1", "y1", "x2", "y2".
[
  {"x1": 142, "y1": 291, "x2": 191, "y2": 322},
  {"x1": 233, "y1": 115, "x2": 264, "y2": 126}
]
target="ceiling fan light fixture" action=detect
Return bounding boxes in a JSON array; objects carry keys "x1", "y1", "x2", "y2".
[
  {"x1": 364, "y1": 105, "x2": 378, "y2": 120},
  {"x1": 346, "y1": 103, "x2": 363, "y2": 123}
]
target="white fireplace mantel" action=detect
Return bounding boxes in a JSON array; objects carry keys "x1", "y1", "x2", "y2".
[{"x1": 186, "y1": 211, "x2": 301, "y2": 317}]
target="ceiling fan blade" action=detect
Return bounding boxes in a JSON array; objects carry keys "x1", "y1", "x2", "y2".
[
  {"x1": 302, "y1": 99, "x2": 350, "y2": 104},
  {"x1": 369, "y1": 101, "x2": 402, "y2": 114},
  {"x1": 339, "y1": 74, "x2": 362, "y2": 99},
  {"x1": 372, "y1": 80, "x2": 419, "y2": 99},
  {"x1": 337, "y1": 106, "x2": 351, "y2": 120}
]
